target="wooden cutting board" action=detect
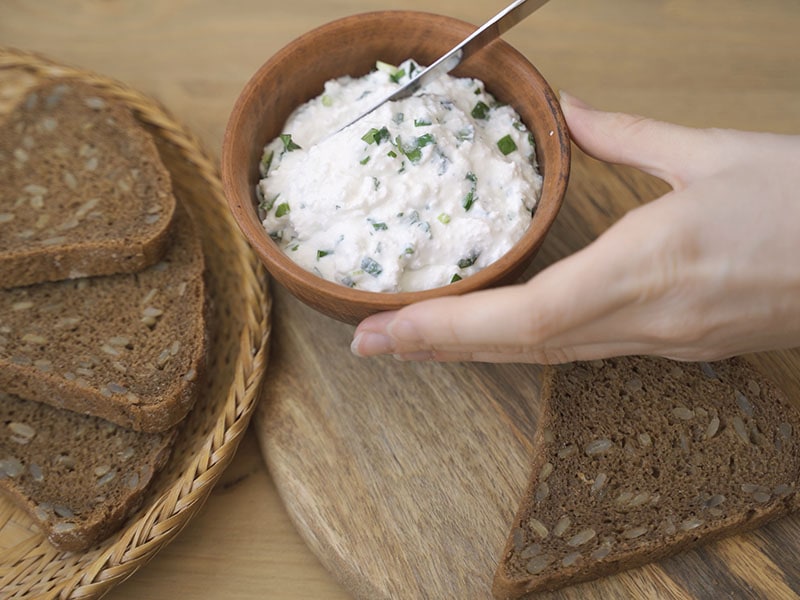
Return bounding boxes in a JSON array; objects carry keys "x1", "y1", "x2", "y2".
[{"x1": 255, "y1": 148, "x2": 800, "y2": 599}]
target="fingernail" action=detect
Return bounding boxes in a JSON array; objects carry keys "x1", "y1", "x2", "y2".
[
  {"x1": 351, "y1": 331, "x2": 394, "y2": 357},
  {"x1": 393, "y1": 350, "x2": 435, "y2": 362},
  {"x1": 559, "y1": 90, "x2": 593, "y2": 110}
]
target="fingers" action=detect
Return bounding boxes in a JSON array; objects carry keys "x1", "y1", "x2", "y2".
[
  {"x1": 351, "y1": 283, "x2": 543, "y2": 357},
  {"x1": 560, "y1": 91, "x2": 724, "y2": 190},
  {"x1": 351, "y1": 225, "x2": 642, "y2": 360}
]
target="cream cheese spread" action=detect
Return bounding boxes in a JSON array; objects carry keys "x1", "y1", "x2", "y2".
[{"x1": 258, "y1": 59, "x2": 542, "y2": 293}]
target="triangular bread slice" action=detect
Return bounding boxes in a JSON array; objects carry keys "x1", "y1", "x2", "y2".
[
  {"x1": 0, "y1": 79, "x2": 176, "y2": 288},
  {"x1": 0, "y1": 202, "x2": 206, "y2": 432},
  {"x1": 493, "y1": 356, "x2": 800, "y2": 598},
  {"x1": 0, "y1": 390, "x2": 175, "y2": 552}
]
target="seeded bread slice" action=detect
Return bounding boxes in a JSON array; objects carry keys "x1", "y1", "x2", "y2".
[
  {"x1": 0, "y1": 80, "x2": 176, "y2": 288},
  {"x1": 0, "y1": 202, "x2": 206, "y2": 432},
  {"x1": 0, "y1": 390, "x2": 175, "y2": 552},
  {"x1": 493, "y1": 357, "x2": 800, "y2": 598}
]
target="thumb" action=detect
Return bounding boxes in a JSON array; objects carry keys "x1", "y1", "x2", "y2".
[{"x1": 560, "y1": 91, "x2": 719, "y2": 190}]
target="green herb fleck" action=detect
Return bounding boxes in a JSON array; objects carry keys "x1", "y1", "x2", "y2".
[
  {"x1": 416, "y1": 133, "x2": 435, "y2": 148},
  {"x1": 463, "y1": 172, "x2": 478, "y2": 211},
  {"x1": 393, "y1": 133, "x2": 435, "y2": 164},
  {"x1": 458, "y1": 252, "x2": 479, "y2": 269},
  {"x1": 404, "y1": 148, "x2": 421, "y2": 163},
  {"x1": 387, "y1": 150, "x2": 397, "y2": 158},
  {"x1": 389, "y1": 69, "x2": 406, "y2": 83},
  {"x1": 361, "y1": 257, "x2": 383, "y2": 277},
  {"x1": 316, "y1": 249, "x2": 332, "y2": 260},
  {"x1": 279, "y1": 133, "x2": 301, "y2": 152},
  {"x1": 322, "y1": 94, "x2": 333, "y2": 107},
  {"x1": 414, "y1": 118, "x2": 431, "y2": 127},
  {"x1": 362, "y1": 126, "x2": 390, "y2": 145},
  {"x1": 371, "y1": 222, "x2": 388, "y2": 231},
  {"x1": 471, "y1": 101, "x2": 490, "y2": 120},
  {"x1": 450, "y1": 273, "x2": 463, "y2": 283},
  {"x1": 259, "y1": 193, "x2": 278, "y2": 214},
  {"x1": 437, "y1": 213, "x2": 451, "y2": 224},
  {"x1": 360, "y1": 156, "x2": 371, "y2": 165},
  {"x1": 275, "y1": 202, "x2": 290, "y2": 218},
  {"x1": 497, "y1": 134, "x2": 517, "y2": 155},
  {"x1": 259, "y1": 149, "x2": 274, "y2": 176},
  {"x1": 376, "y1": 60, "x2": 399, "y2": 74}
]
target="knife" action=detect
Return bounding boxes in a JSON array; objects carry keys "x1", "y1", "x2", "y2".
[{"x1": 327, "y1": 0, "x2": 552, "y2": 139}]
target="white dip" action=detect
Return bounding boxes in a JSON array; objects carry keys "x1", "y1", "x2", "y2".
[{"x1": 258, "y1": 59, "x2": 542, "y2": 293}]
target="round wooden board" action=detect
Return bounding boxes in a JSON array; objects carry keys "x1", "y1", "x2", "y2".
[{"x1": 255, "y1": 149, "x2": 800, "y2": 600}]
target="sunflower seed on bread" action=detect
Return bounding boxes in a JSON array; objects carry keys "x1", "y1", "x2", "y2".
[
  {"x1": 493, "y1": 356, "x2": 800, "y2": 598},
  {"x1": 0, "y1": 79, "x2": 176, "y2": 288},
  {"x1": 0, "y1": 202, "x2": 206, "y2": 432},
  {"x1": 0, "y1": 390, "x2": 175, "y2": 552}
]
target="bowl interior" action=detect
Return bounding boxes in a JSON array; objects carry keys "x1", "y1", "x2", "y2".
[{"x1": 222, "y1": 10, "x2": 569, "y2": 324}]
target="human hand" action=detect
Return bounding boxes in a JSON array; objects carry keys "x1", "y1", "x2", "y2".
[{"x1": 350, "y1": 92, "x2": 800, "y2": 363}]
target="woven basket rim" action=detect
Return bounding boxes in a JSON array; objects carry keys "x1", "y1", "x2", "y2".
[{"x1": 0, "y1": 46, "x2": 271, "y2": 599}]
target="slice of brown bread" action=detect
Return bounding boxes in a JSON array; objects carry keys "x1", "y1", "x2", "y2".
[
  {"x1": 0, "y1": 390, "x2": 175, "y2": 552},
  {"x1": 0, "y1": 79, "x2": 176, "y2": 288},
  {"x1": 0, "y1": 202, "x2": 206, "y2": 432},
  {"x1": 493, "y1": 356, "x2": 800, "y2": 598}
]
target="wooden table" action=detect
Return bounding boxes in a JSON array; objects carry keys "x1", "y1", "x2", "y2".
[{"x1": 1, "y1": 1, "x2": 798, "y2": 598}]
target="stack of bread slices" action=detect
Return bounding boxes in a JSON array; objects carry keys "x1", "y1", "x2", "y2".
[{"x1": 0, "y1": 80, "x2": 207, "y2": 552}]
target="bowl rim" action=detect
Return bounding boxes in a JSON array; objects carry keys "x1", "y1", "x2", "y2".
[{"x1": 222, "y1": 9, "x2": 570, "y2": 315}]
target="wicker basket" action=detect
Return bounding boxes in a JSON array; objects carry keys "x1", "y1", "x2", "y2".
[{"x1": 0, "y1": 48, "x2": 271, "y2": 599}]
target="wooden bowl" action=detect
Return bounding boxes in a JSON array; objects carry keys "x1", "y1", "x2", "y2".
[{"x1": 222, "y1": 10, "x2": 570, "y2": 325}]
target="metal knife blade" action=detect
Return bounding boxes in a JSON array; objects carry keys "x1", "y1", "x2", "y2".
[{"x1": 325, "y1": 0, "x2": 551, "y2": 140}]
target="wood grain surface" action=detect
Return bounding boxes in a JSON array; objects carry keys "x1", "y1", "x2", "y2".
[
  {"x1": 1, "y1": 1, "x2": 799, "y2": 599},
  {"x1": 257, "y1": 149, "x2": 800, "y2": 599}
]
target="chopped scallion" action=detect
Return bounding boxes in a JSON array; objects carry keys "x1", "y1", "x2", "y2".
[
  {"x1": 371, "y1": 222, "x2": 388, "y2": 231},
  {"x1": 497, "y1": 134, "x2": 517, "y2": 155},
  {"x1": 279, "y1": 133, "x2": 301, "y2": 152},
  {"x1": 463, "y1": 172, "x2": 478, "y2": 211},
  {"x1": 259, "y1": 149, "x2": 274, "y2": 176},
  {"x1": 416, "y1": 133, "x2": 435, "y2": 148},
  {"x1": 414, "y1": 118, "x2": 431, "y2": 127},
  {"x1": 259, "y1": 193, "x2": 278, "y2": 214},
  {"x1": 362, "y1": 126, "x2": 390, "y2": 145},
  {"x1": 361, "y1": 257, "x2": 383, "y2": 277},
  {"x1": 274, "y1": 202, "x2": 290, "y2": 218},
  {"x1": 458, "y1": 252, "x2": 479, "y2": 269},
  {"x1": 437, "y1": 213, "x2": 451, "y2": 224},
  {"x1": 316, "y1": 249, "x2": 332, "y2": 260},
  {"x1": 450, "y1": 273, "x2": 463, "y2": 283},
  {"x1": 471, "y1": 101, "x2": 490, "y2": 120},
  {"x1": 404, "y1": 148, "x2": 421, "y2": 163}
]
